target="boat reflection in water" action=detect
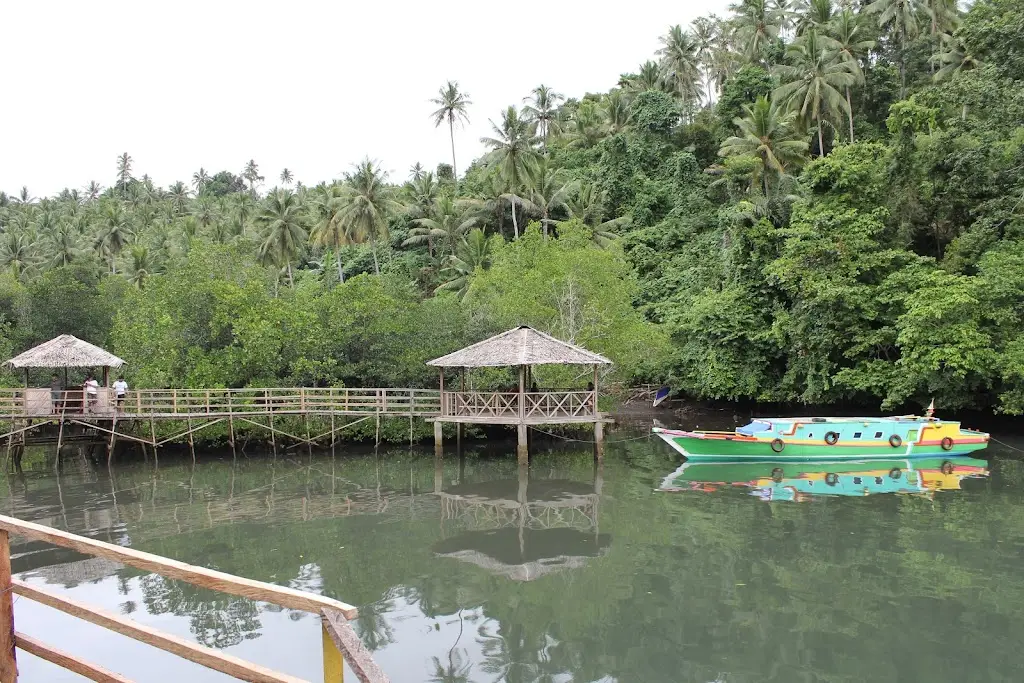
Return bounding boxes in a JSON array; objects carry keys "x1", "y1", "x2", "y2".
[{"x1": 659, "y1": 456, "x2": 989, "y2": 501}]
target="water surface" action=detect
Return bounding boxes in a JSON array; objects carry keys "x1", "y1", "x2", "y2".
[{"x1": 4, "y1": 427, "x2": 1024, "y2": 682}]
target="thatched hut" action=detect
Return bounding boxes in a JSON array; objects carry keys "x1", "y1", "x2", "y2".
[
  {"x1": 427, "y1": 326, "x2": 612, "y2": 459},
  {"x1": 6, "y1": 335, "x2": 125, "y2": 414}
]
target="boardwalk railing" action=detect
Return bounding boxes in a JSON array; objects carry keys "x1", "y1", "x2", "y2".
[
  {"x1": 0, "y1": 388, "x2": 441, "y2": 419},
  {"x1": 0, "y1": 515, "x2": 389, "y2": 683},
  {"x1": 441, "y1": 391, "x2": 597, "y2": 421}
]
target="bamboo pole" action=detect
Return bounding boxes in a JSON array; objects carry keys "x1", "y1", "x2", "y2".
[{"x1": 186, "y1": 415, "x2": 195, "y2": 463}]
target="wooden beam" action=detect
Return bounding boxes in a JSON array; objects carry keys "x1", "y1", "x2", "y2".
[
  {"x1": 322, "y1": 608, "x2": 390, "y2": 683},
  {"x1": 0, "y1": 531, "x2": 16, "y2": 683},
  {"x1": 13, "y1": 581, "x2": 303, "y2": 683},
  {"x1": 0, "y1": 515, "x2": 357, "y2": 618},
  {"x1": 15, "y1": 633, "x2": 130, "y2": 683}
]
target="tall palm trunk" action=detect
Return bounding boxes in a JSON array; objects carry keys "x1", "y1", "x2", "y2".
[
  {"x1": 542, "y1": 207, "x2": 549, "y2": 240},
  {"x1": 287, "y1": 263, "x2": 294, "y2": 288},
  {"x1": 335, "y1": 248, "x2": 345, "y2": 284},
  {"x1": 448, "y1": 119, "x2": 457, "y2": 179},
  {"x1": 371, "y1": 238, "x2": 381, "y2": 276},
  {"x1": 510, "y1": 196, "x2": 520, "y2": 239},
  {"x1": 899, "y1": 27, "x2": 907, "y2": 98},
  {"x1": 817, "y1": 113, "x2": 825, "y2": 158},
  {"x1": 846, "y1": 87, "x2": 855, "y2": 142}
]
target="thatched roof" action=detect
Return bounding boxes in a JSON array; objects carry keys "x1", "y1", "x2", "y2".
[
  {"x1": 427, "y1": 326, "x2": 611, "y2": 368},
  {"x1": 6, "y1": 335, "x2": 125, "y2": 369}
]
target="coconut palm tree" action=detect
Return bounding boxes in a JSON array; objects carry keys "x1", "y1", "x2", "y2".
[
  {"x1": 658, "y1": 25, "x2": 703, "y2": 112},
  {"x1": 829, "y1": 9, "x2": 876, "y2": 141},
  {"x1": 84, "y1": 181, "x2": 103, "y2": 202},
  {"x1": 309, "y1": 183, "x2": 351, "y2": 284},
  {"x1": 168, "y1": 181, "x2": 191, "y2": 215},
  {"x1": 93, "y1": 202, "x2": 133, "y2": 273},
  {"x1": 280, "y1": 168, "x2": 294, "y2": 186},
  {"x1": 126, "y1": 245, "x2": 152, "y2": 289},
  {"x1": 566, "y1": 100, "x2": 607, "y2": 149},
  {"x1": 45, "y1": 223, "x2": 82, "y2": 268},
  {"x1": 243, "y1": 159, "x2": 264, "y2": 197},
  {"x1": 409, "y1": 162, "x2": 425, "y2": 182},
  {"x1": 730, "y1": 0, "x2": 784, "y2": 62},
  {"x1": 116, "y1": 152, "x2": 133, "y2": 196},
  {"x1": 437, "y1": 228, "x2": 495, "y2": 298},
  {"x1": 625, "y1": 61, "x2": 665, "y2": 93},
  {"x1": 480, "y1": 107, "x2": 541, "y2": 239},
  {"x1": 720, "y1": 95, "x2": 810, "y2": 194},
  {"x1": 192, "y1": 168, "x2": 210, "y2": 195},
  {"x1": 773, "y1": 29, "x2": 857, "y2": 155},
  {"x1": 337, "y1": 159, "x2": 401, "y2": 276},
  {"x1": 0, "y1": 232, "x2": 38, "y2": 280},
  {"x1": 563, "y1": 182, "x2": 628, "y2": 247},
  {"x1": 932, "y1": 32, "x2": 979, "y2": 82},
  {"x1": 192, "y1": 198, "x2": 219, "y2": 232},
  {"x1": 796, "y1": 0, "x2": 834, "y2": 35},
  {"x1": 404, "y1": 196, "x2": 479, "y2": 256},
  {"x1": 603, "y1": 90, "x2": 631, "y2": 134},
  {"x1": 522, "y1": 85, "x2": 565, "y2": 152},
  {"x1": 867, "y1": 0, "x2": 922, "y2": 96},
  {"x1": 430, "y1": 81, "x2": 472, "y2": 179},
  {"x1": 521, "y1": 163, "x2": 575, "y2": 238},
  {"x1": 692, "y1": 16, "x2": 721, "y2": 103},
  {"x1": 256, "y1": 189, "x2": 308, "y2": 288}
]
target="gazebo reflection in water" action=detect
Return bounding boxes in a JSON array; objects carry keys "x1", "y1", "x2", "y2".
[{"x1": 431, "y1": 457, "x2": 609, "y2": 582}]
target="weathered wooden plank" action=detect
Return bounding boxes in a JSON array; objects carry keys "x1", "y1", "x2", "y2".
[
  {"x1": 322, "y1": 608, "x2": 390, "y2": 683},
  {"x1": 0, "y1": 516, "x2": 357, "y2": 619},
  {"x1": 15, "y1": 633, "x2": 133, "y2": 683},
  {"x1": 13, "y1": 581, "x2": 304, "y2": 683},
  {"x1": 0, "y1": 531, "x2": 16, "y2": 683}
]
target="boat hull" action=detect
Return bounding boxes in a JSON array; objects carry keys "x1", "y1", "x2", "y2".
[{"x1": 653, "y1": 428, "x2": 988, "y2": 461}]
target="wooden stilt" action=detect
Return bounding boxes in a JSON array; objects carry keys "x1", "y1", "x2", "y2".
[
  {"x1": 433, "y1": 421, "x2": 443, "y2": 453},
  {"x1": 0, "y1": 530, "x2": 16, "y2": 682},
  {"x1": 228, "y1": 414, "x2": 236, "y2": 459},
  {"x1": 186, "y1": 416, "x2": 195, "y2": 463},
  {"x1": 375, "y1": 413, "x2": 381, "y2": 446},
  {"x1": 55, "y1": 417, "x2": 66, "y2": 472},
  {"x1": 330, "y1": 412, "x2": 336, "y2": 452},
  {"x1": 269, "y1": 413, "x2": 276, "y2": 453},
  {"x1": 107, "y1": 416, "x2": 118, "y2": 466},
  {"x1": 304, "y1": 413, "x2": 312, "y2": 456},
  {"x1": 517, "y1": 423, "x2": 528, "y2": 465}
]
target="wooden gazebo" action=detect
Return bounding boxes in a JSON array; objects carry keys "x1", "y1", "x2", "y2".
[
  {"x1": 5, "y1": 335, "x2": 125, "y2": 415},
  {"x1": 427, "y1": 326, "x2": 612, "y2": 460}
]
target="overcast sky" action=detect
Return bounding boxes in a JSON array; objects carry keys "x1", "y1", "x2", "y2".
[{"x1": 2, "y1": 0, "x2": 728, "y2": 198}]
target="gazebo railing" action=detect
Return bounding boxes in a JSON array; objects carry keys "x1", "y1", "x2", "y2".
[{"x1": 440, "y1": 391, "x2": 597, "y2": 420}]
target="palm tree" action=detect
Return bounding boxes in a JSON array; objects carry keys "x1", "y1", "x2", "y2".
[
  {"x1": 256, "y1": 189, "x2": 308, "y2": 287},
  {"x1": 280, "y1": 168, "x2": 294, "y2": 186},
  {"x1": 126, "y1": 245, "x2": 152, "y2": 289},
  {"x1": 692, "y1": 16, "x2": 720, "y2": 103},
  {"x1": 409, "y1": 162, "x2": 425, "y2": 181},
  {"x1": 567, "y1": 100, "x2": 607, "y2": 148},
  {"x1": 481, "y1": 107, "x2": 541, "y2": 239},
  {"x1": 404, "y1": 196, "x2": 479, "y2": 256},
  {"x1": 84, "y1": 181, "x2": 103, "y2": 201},
  {"x1": 17, "y1": 187, "x2": 33, "y2": 204},
  {"x1": 522, "y1": 85, "x2": 565, "y2": 152},
  {"x1": 243, "y1": 160, "x2": 264, "y2": 196},
  {"x1": 603, "y1": 90, "x2": 630, "y2": 134},
  {"x1": 521, "y1": 162, "x2": 575, "y2": 238},
  {"x1": 116, "y1": 152, "x2": 133, "y2": 196},
  {"x1": 402, "y1": 172, "x2": 441, "y2": 255},
  {"x1": 430, "y1": 81, "x2": 472, "y2": 179},
  {"x1": 797, "y1": 0, "x2": 834, "y2": 35},
  {"x1": 437, "y1": 228, "x2": 495, "y2": 298},
  {"x1": 192, "y1": 198, "x2": 219, "y2": 232},
  {"x1": 44, "y1": 223, "x2": 81, "y2": 268},
  {"x1": 309, "y1": 183, "x2": 351, "y2": 284},
  {"x1": 720, "y1": 95, "x2": 810, "y2": 195},
  {"x1": 773, "y1": 29, "x2": 857, "y2": 155},
  {"x1": 625, "y1": 61, "x2": 665, "y2": 93},
  {"x1": 932, "y1": 32, "x2": 979, "y2": 81},
  {"x1": 563, "y1": 183, "x2": 628, "y2": 247},
  {"x1": 0, "y1": 232, "x2": 38, "y2": 280},
  {"x1": 168, "y1": 181, "x2": 191, "y2": 215},
  {"x1": 192, "y1": 167, "x2": 210, "y2": 195},
  {"x1": 658, "y1": 25, "x2": 703, "y2": 113},
  {"x1": 924, "y1": 0, "x2": 960, "y2": 72},
  {"x1": 730, "y1": 0, "x2": 784, "y2": 62},
  {"x1": 337, "y1": 159, "x2": 401, "y2": 275},
  {"x1": 93, "y1": 202, "x2": 133, "y2": 273},
  {"x1": 867, "y1": 0, "x2": 922, "y2": 96},
  {"x1": 829, "y1": 9, "x2": 876, "y2": 141}
]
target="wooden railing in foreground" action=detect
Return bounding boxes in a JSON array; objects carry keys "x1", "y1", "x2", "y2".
[{"x1": 0, "y1": 515, "x2": 389, "y2": 683}]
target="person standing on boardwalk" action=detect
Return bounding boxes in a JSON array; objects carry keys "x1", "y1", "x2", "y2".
[
  {"x1": 84, "y1": 374, "x2": 99, "y2": 413},
  {"x1": 49, "y1": 374, "x2": 63, "y2": 414},
  {"x1": 113, "y1": 376, "x2": 128, "y2": 411}
]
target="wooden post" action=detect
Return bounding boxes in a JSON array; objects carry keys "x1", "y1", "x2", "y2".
[
  {"x1": 438, "y1": 370, "x2": 444, "y2": 416},
  {"x1": 228, "y1": 415, "x2": 236, "y2": 457},
  {"x1": 107, "y1": 416, "x2": 117, "y2": 466},
  {"x1": 321, "y1": 622, "x2": 344, "y2": 683},
  {"x1": 518, "y1": 365, "x2": 525, "y2": 422},
  {"x1": 0, "y1": 529, "x2": 17, "y2": 682},
  {"x1": 186, "y1": 415, "x2": 195, "y2": 463},
  {"x1": 433, "y1": 421, "x2": 443, "y2": 454},
  {"x1": 149, "y1": 417, "x2": 159, "y2": 466},
  {"x1": 517, "y1": 424, "x2": 528, "y2": 465},
  {"x1": 55, "y1": 417, "x2": 65, "y2": 472},
  {"x1": 592, "y1": 365, "x2": 599, "y2": 415},
  {"x1": 594, "y1": 421, "x2": 605, "y2": 461},
  {"x1": 102, "y1": 367, "x2": 109, "y2": 388}
]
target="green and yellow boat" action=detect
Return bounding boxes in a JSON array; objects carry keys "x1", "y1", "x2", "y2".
[{"x1": 652, "y1": 413, "x2": 989, "y2": 461}]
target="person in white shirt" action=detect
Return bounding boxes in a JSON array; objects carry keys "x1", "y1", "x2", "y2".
[
  {"x1": 113, "y1": 377, "x2": 128, "y2": 411},
  {"x1": 84, "y1": 375, "x2": 99, "y2": 413}
]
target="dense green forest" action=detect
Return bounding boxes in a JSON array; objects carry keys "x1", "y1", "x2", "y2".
[{"x1": 1, "y1": 0, "x2": 1023, "y2": 413}]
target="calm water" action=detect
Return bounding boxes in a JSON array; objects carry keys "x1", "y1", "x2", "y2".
[{"x1": 4, "y1": 424, "x2": 1024, "y2": 683}]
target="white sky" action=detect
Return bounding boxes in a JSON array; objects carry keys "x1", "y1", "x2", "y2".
[{"x1": 2, "y1": 0, "x2": 728, "y2": 198}]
